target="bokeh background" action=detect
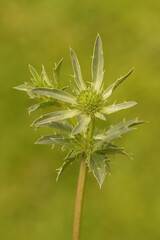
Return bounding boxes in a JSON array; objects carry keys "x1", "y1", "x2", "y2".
[{"x1": 0, "y1": 0, "x2": 160, "y2": 239}]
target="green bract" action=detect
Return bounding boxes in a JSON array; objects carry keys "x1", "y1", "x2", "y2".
[{"x1": 15, "y1": 34, "x2": 144, "y2": 187}]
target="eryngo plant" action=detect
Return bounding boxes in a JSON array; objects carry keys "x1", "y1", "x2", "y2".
[
  {"x1": 15, "y1": 34, "x2": 145, "y2": 240},
  {"x1": 15, "y1": 34, "x2": 144, "y2": 188}
]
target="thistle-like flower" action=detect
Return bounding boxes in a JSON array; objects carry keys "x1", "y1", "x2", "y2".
[
  {"x1": 15, "y1": 34, "x2": 144, "y2": 187},
  {"x1": 31, "y1": 35, "x2": 136, "y2": 135}
]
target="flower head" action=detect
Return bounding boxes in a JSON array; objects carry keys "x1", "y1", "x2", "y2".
[{"x1": 31, "y1": 34, "x2": 136, "y2": 135}]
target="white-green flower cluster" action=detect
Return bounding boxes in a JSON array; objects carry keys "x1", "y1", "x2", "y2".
[{"x1": 15, "y1": 34, "x2": 144, "y2": 187}]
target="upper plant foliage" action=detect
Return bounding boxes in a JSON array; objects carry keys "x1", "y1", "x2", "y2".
[
  {"x1": 15, "y1": 34, "x2": 145, "y2": 187},
  {"x1": 14, "y1": 59, "x2": 64, "y2": 114}
]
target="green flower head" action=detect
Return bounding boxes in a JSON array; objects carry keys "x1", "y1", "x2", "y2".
[{"x1": 31, "y1": 34, "x2": 136, "y2": 135}]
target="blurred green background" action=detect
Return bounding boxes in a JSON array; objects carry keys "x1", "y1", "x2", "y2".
[{"x1": 0, "y1": 0, "x2": 160, "y2": 239}]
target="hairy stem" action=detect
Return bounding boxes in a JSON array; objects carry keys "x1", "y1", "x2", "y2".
[{"x1": 73, "y1": 118, "x2": 95, "y2": 240}]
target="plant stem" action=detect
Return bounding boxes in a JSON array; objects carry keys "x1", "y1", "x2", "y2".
[
  {"x1": 73, "y1": 157, "x2": 87, "y2": 240},
  {"x1": 73, "y1": 118, "x2": 95, "y2": 240},
  {"x1": 88, "y1": 117, "x2": 95, "y2": 140}
]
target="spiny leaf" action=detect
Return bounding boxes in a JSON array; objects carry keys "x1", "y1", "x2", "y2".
[
  {"x1": 112, "y1": 68, "x2": 134, "y2": 91},
  {"x1": 28, "y1": 101, "x2": 60, "y2": 114},
  {"x1": 70, "y1": 48, "x2": 86, "y2": 91},
  {"x1": 87, "y1": 153, "x2": 106, "y2": 188},
  {"x1": 96, "y1": 146, "x2": 133, "y2": 159},
  {"x1": 35, "y1": 135, "x2": 56, "y2": 145},
  {"x1": 32, "y1": 109, "x2": 79, "y2": 126},
  {"x1": 14, "y1": 82, "x2": 38, "y2": 99},
  {"x1": 56, "y1": 157, "x2": 75, "y2": 181},
  {"x1": 13, "y1": 82, "x2": 34, "y2": 92},
  {"x1": 72, "y1": 116, "x2": 91, "y2": 135},
  {"x1": 102, "y1": 101, "x2": 137, "y2": 114},
  {"x1": 29, "y1": 65, "x2": 42, "y2": 85},
  {"x1": 92, "y1": 34, "x2": 104, "y2": 92},
  {"x1": 32, "y1": 88, "x2": 76, "y2": 104},
  {"x1": 52, "y1": 137, "x2": 76, "y2": 149},
  {"x1": 35, "y1": 134, "x2": 68, "y2": 145},
  {"x1": 92, "y1": 139, "x2": 133, "y2": 159},
  {"x1": 38, "y1": 120, "x2": 72, "y2": 133},
  {"x1": 41, "y1": 65, "x2": 52, "y2": 87},
  {"x1": 93, "y1": 140, "x2": 123, "y2": 152},
  {"x1": 95, "y1": 118, "x2": 145, "y2": 141},
  {"x1": 103, "y1": 68, "x2": 134, "y2": 100},
  {"x1": 70, "y1": 81, "x2": 79, "y2": 94}
]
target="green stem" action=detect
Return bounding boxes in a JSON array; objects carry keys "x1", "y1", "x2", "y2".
[
  {"x1": 73, "y1": 118, "x2": 95, "y2": 240},
  {"x1": 88, "y1": 117, "x2": 95, "y2": 140},
  {"x1": 73, "y1": 157, "x2": 87, "y2": 240}
]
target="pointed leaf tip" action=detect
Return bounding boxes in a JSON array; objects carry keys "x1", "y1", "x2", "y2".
[
  {"x1": 96, "y1": 33, "x2": 101, "y2": 41},
  {"x1": 88, "y1": 153, "x2": 106, "y2": 188},
  {"x1": 53, "y1": 58, "x2": 63, "y2": 87},
  {"x1": 103, "y1": 68, "x2": 135, "y2": 100},
  {"x1": 102, "y1": 101, "x2": 137, "y2": 115},
  {"x1": 92, "y1": 33, "x2": 104, "y2": 92},
  {"x1": 29, "y1": 64, "x2": 41, "y2": 85},
  {"x1": 70, "y1": 48, "x2": 86, "y2": 91}
]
